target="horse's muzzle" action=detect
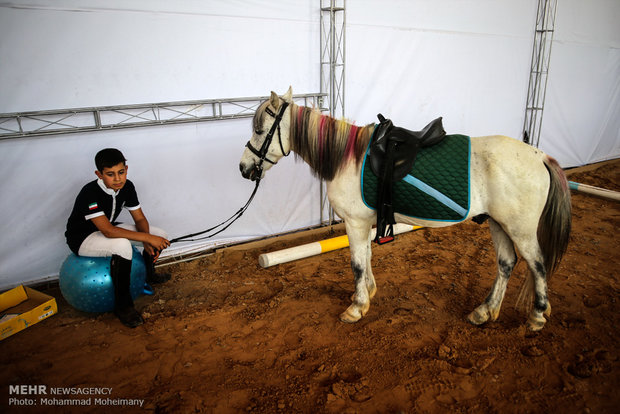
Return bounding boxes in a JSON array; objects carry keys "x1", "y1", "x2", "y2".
[{"x1": 239, "y1": 162, "x2": 260, "y2": 181}]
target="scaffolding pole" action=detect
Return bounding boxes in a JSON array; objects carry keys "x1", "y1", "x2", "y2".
[
  {"x1": 319, "y1": 0, "x2": 346, "y2": 224},
  {"x1": 0, "y1": 94, "x2": 326, "y2": 141},
  {"x1": 523, "y1": 0, "x2": 558, "y2": 147},
  {"x1": 320, "y1": 0, "x2": 346, "y2": 118}
]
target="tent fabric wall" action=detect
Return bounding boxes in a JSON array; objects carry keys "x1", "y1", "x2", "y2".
[
  {"x1": 539, "y1": 0, "x2": 620, "y2": 167},
  {"x1": 345, "y1": 0, "x2": 538, "y2": 139},
  {"x1": 0, "y1": 0, "x2": 323, "y2": 289},
  {"x1": 0, "y1": 0, "x2": 320, "y2": 111},
  {"x1": 1, "y1": 0, "x2": 618, "y2": 289},
  {"x1": 344, "y1": 0, "x2": 619, "y2": 168}
]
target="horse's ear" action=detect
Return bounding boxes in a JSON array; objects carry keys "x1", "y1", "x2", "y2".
[
  {"x1": 269, "y1": 91, "x2": 280, "y2": 110},
  {"x1": 282, "y1": 86, "x2": 293, "y2": 103}
]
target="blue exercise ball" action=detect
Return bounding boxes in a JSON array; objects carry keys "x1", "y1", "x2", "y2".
[{"x1": 59, "y1": 247, "x2": 146, "y2": 313}]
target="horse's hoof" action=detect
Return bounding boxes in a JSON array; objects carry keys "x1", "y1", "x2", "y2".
[
  {"x1": 527, "y1": 320, "x2": 545, "y2": 331},
  {"x1": 467, "y1": 305, "x2": 490, "y2": 325},
  {"x1": 340, "y1": 309, "x2": 361, "y2": 323},
  {"x1": 339, "y1": 303, "x2": 368, "y2": 323},
  {"x1": 467, "y1": 312, "x2": 486, "y2": 326},
  {"x1": 527, "y1": 315, "x2": 546, "y2": 331}
]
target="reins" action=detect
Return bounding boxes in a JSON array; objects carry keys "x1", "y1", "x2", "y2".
[
  {"x1": 169, "y1": 101, "x2": 289, "y2": 244},
  {"x1": 168, "y1": 179, "x2": 261, "y2": 243}
]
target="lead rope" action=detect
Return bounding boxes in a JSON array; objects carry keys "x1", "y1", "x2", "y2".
[
  {"x1": 169, "y1": 101, "x2": 289, "y2": 244},
  {"x1": 169, "y1": 178, "x2": 261, "y2": 243}
]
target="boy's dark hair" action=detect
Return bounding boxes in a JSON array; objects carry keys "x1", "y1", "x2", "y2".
[{"x1": 95, "y1": 148, "x2": 126, "y2": 172}]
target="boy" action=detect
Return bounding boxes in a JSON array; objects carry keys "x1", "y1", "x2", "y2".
[{"x1": 65, "y1": 148, "x2": 171, "y2": 328}]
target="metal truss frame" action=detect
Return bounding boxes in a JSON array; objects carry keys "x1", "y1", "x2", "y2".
[
  {"x1": 320, "y1": 0, "x2": 345, "y2": 118},
  {"x1": 320, "y1": 0, "x2": 346, "y2": 224},
  {"x1": 0, "y1": 93, "x2": 326, "y2": 141},
  {"x1": 0, "y1": 1, "x2": 346, "y2": 235},
  {"x1": 523, "y1": 0, "x2": 558, "y2": 147}
]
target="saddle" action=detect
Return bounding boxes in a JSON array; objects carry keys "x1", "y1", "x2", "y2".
[{"x1": 369, "y1": 114, "x2": 446, "y2": 244}]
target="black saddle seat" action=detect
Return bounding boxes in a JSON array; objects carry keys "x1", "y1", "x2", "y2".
[
  {"x1": 368, "y1": 114, "x2": 446, "y2": 244},
  {"x1": 369, "y1": 115, "x2": 446, "y2": 182}
]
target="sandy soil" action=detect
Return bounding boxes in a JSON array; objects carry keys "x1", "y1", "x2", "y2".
[{"x1": 1, "y1": 160, "x2": 619, "y2": 414}]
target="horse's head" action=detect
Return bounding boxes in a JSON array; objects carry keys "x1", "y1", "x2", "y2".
[{"x1": 239, "y1": 87, "x2": 293, "y2": 181}]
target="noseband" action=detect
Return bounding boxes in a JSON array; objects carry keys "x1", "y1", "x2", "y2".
[{"x1": 245, "y1": 101, "x2": 290, "y2": 176}]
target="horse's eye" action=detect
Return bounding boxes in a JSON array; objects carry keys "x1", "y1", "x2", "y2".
[{"x1": 255, "y1": 130, "x2": 264, "y2": 135}]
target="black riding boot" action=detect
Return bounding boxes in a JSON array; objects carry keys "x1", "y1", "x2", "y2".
[
  {"x1": 110, "y1": 254, "x2": 143, "y2": 328},
  {"x1": 142, "y1": 251, "x2": 171, "y2": 284}
]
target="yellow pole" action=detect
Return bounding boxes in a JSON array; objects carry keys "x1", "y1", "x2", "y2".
[{"x1": 258, "y1": 224, "x2": 423, "y2": 268}]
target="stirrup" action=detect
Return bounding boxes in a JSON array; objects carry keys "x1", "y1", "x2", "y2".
[{"x1": 375, "y1": 224, "x2": 395, "y2": 245}]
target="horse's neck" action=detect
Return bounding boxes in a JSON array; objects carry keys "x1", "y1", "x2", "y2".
[
  {"x1": 290, "y1": 104, "x2": 344, "y2": 150},
  {"x1": 290, "y1": 104, "x2": 372, "y2": 181}
]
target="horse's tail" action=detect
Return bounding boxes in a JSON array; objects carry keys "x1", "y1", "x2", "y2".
[
  {"x1": 517, "y1": 155, "x2": 572, "y2": 311},
  {"x1": 538, "y1": 155, "x2": 572, "y2": 278}
]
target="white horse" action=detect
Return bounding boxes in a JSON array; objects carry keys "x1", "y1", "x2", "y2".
[{"x1": 239, "y1": 88, "x2": 571, "y2": 331}]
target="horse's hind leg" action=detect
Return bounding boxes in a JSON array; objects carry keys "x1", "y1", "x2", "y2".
[
  {"x1": 493, "y1": 227, "x2": 551, "y2": 331},
  {"x1": 517, "y1": 244, "x2": 551, "y2": 331},
  {"x1": 468, "y1": 218, "x2": 517, "y2": 326},
  {"x1": 340, "y1": 219, "x2": 373, "y2": 323}
]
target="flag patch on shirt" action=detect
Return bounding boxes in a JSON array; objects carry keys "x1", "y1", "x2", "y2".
[{"x1": 88, "y1": 202, "x2": 98, "y2": 210}]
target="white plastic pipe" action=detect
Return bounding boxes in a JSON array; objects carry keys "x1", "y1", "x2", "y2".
[
  {"x1": 569, "y1": 181, "x2": 620, "y2": 201},
  {"x1": 258, "y1": 223, "x2": 422, "y2": 268}
]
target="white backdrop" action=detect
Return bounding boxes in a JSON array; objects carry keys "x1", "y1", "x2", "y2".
[
  {"x1": 345, "y1": 0, "x2": 620, "y2": 166},
  {"x1": 0, "y1": 0, "x2": 323, "y2": 289},
  {"x1": 539, "y1": 0, "x2": 620, "y2": 166},
  {"x1": 1, "y1": 0, "x2": 618, "y2": 289},
  {"x1": 346, "y1": 0, "x2": 537, "y2": 138}
]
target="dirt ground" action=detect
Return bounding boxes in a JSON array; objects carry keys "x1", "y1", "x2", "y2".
[{"x1": 2, "y1": 160, "x2": 619, "y2": 414}]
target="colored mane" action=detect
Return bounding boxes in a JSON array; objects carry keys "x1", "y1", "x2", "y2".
[{"x1": 289, "y1": 104, "x2": 374, "y2": 181}]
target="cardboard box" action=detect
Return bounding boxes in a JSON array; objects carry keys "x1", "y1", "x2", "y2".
[{"x1": 0, "y1": 285, "x2": 57, "y2": 341}]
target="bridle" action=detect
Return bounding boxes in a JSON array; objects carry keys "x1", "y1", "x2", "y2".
[
  {"x1": 168, "y1": 100, "x2": 290, "y2": 244},
  {"x1": 245, "y1": 101, "x2": 290, "y2": 178}
]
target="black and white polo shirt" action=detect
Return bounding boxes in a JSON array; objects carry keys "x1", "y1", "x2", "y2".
[{"x1": 65, "y1": 178, "x2": 141, "y2": 254}]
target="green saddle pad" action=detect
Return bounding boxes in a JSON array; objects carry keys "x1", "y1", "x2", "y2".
[{"x1": 361, "y1": 134, "x2": 471, "y2": 222}]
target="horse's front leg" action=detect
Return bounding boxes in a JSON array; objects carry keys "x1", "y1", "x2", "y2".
[
  {"x1": 350, "y1": 232, "x2": 376, "y2": 301},
  {"x1": 340, "y1": 219, "x2": 373, "y2": 323}
]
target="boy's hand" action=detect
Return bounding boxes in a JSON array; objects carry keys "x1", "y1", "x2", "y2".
[
  {"x1": 145, "y1": 235, "x2": 170, "y2": 256},
  {"x1": 151, "y1": 249, "x2": 161, "y2": 262}
]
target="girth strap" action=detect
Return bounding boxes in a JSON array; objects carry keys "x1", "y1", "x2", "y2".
[{"x1": 375, "y1": 133, "x2": 398, "y2": 244}]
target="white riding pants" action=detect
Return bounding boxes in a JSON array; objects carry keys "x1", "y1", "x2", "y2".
[{"x1": 78, "y1": 224, "x2": 168, "y2": 260}]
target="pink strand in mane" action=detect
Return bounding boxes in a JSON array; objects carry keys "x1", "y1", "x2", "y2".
[
  {"x1": 296, "y1": 106, "x2": 305, "y2": 139},
  {"x1": 345, "y1": 125, "x2": 358, "y2": 160},
  {"x1": 289, "y1": 103, "x2": 374, "y2": 181}
]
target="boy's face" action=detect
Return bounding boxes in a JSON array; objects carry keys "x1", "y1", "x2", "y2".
[{"x1": 95, "y1": 162, "x2": 128, "y2": 191}]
